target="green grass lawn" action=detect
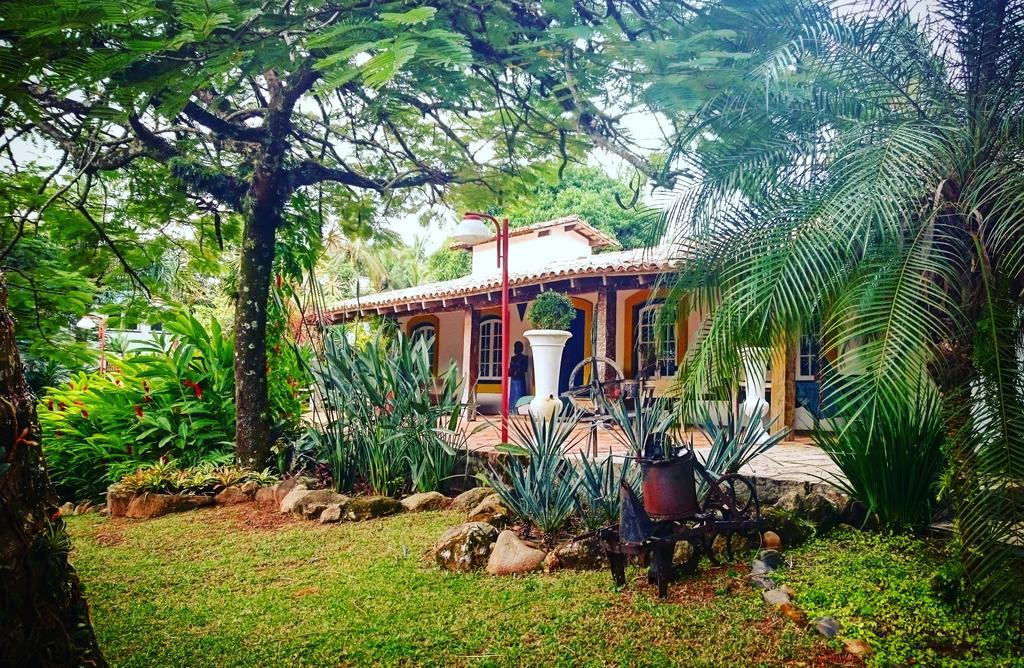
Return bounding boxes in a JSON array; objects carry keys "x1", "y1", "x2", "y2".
[{"x1": 65, "y1": 505, "x2": 1021, "y2": 667}]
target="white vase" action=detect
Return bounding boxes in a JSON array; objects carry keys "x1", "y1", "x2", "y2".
[
  {"x1": 740, "y1": 347, "x2": 770, "y2": 443},
  {"x1": 524, "y1": 329, "x2": 572, "y2": 419}
]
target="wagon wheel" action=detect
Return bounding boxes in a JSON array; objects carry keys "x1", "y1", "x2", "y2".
[
  {"x1": 701, "y1": 474, "x2": 761, "y2": 563},
  {"x1": 563, "y1": 356, "x2": 624, "y2": 413}
]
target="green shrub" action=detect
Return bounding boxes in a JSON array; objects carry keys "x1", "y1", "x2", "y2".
[
  {"x1": 40, "y1": 314, "x2": 305, "y2": 500},
  {"x1": 814, "y1": 387, "x2": 945, "y2": 530},
  {"x1": 526, "y1": 291, "x2": 575, "y2": 330},
  {"x1": 115, "y1": 461, "x2": 278, "y2": 496},
  {"x1": 310, "y1": 330, "x2": 463, "y2": 495}
]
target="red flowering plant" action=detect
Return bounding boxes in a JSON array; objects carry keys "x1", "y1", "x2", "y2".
[{"x1": 39, "y1": 313, "x2": 303, "y2": 501}]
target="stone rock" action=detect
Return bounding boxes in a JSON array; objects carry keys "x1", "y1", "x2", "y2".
[
  {"x1": 125, "y1": 492, "x2": 214, "y2": 519},
  {"x1": 762, "y1": 530, "x2": 782, "y2": 550},
  {"x1": 451, "y1": 486, "x2": 493, "y2": 512},
  {"x1": 401, "y1": 491, "x2": 451, "y2": 512},
  {"x1": 762, "y1": 587, "x2": 791, "y2": 607},
  {"x1": 59, "y1": 501, "x2": 75, "y2": 516},
  {"x1": 467, "y1": 494, "x2": 510, "y2": 528},
  {"x1": 240, "y1": 481, "x2": 260, "y2": 498},
  {"x1": 99, "y1": 505, "x2": 109, "y2": 516},
  {"x1": 486, "y1": 530, "x2": 547, "y2": 575},
  {"x1": 106, "y1": 485, "x2": 134, "y2": 518},
  {"x1": 319, "y1": 503, "x2": 344, "y2": 523},
  {"x1": 757, "y1": 549, "x2": 783, "y2": 569},
  {"x1": 801, "y1": 493, "x2": 840, "y2": 530},
  {"x1": 750, "y1": 560, "x2": 773, "y2": 576},
  {"x1": 294, "y1": 489, "x2": 352, "y2": 520},
  {"x1": 674, "y1": 541, "x2": 696, "y2": 566},
  {"x1": 215, "y1": 486, "x2": 250, "y2": 505},
  {"x1": 74, "y1": 501, "x2": 93, "y2": 515},
  {"x1": 812, "y1": 616, "x2": 842, "y2": 639},
  {"x1": 774, "y1": 490, "x2": 803, "y2": 514},
  {"x1": 345, "y1": 495, "x2": 403, "y2": 521},
  {"x1": 547, "y1": 536, "x2": 605, "y2": 571},
  {"x1": 760, "y1": 507, "x2": 814, "y2": 547},
  {"x1": 279, "y1": 488, "x2": 313, "y2": 514},
  {"x1": 431, "y1": 522, "x2": 499, "y2": 572},
  {"x1": 781, "y1": 602, "x2": 808, "y2": 627},
  {"x1": 747, "y1": 574, "x2": 775, "y2": 590},
  {"x1": 275, "y1": 476, "x2": 316, "y2": 506},
  {"x1": 843, "y1": 638, "x2": 872, "y2": 657},
  {"x1": 254, "y1": 486, "x2": 277, "y2": 506},
  {"x1": 774, "y1": 491, "x2": 839, "y2": 531},
  {"x1": 711, "y1": 533, "x2": 751, "y2": 560},
  {"x1": 780, "y1": 584, "x2": 796, "y2": 599}
]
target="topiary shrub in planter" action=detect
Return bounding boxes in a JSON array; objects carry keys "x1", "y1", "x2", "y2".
[{"x1": 526, "y1": 291, "x2": 575, "y2": 331}]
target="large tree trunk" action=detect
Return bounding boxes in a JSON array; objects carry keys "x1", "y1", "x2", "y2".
[
  {"x1": 0, "y1": 275, "x2": 106, "y2": 666},
  {"x1": 233, "y1": 179, "x2": 282, "y2": 468}
]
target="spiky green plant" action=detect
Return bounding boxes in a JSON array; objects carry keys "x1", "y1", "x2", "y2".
[
  {"x1": 599, "y1": 393, "x2": 677, "y2": 459},
  {"x1": 815, "y1": 387, "x2": 946, "y2": 530},
  {"x1": 654, "y1": 0, "x2": 1024, "y2": 598},
  {"x1": 575, "y1": 454, "x2": 640, "y2": 531},
  {"x1": 312, "y1": 329, "x2": 463, "y2": 495},
  {"x1": 486, "y1": 411, "x2": 585, "y2": 542}
]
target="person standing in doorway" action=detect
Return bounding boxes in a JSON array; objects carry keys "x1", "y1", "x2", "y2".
[{"x1": 508, "y1": 341, "x2": 530, "y2": 412}]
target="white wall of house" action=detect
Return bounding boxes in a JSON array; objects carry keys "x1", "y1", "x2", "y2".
[{"x1": 470, "y1": 228, "x2": 593, "y2": 277}]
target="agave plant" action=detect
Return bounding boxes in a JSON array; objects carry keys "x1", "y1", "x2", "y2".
[
  {"x1": 486, "y1": 410, "x2": 585, "y2": 542},
  {"x1": 599, "y1": 392, "x2": 677, "y2": 460},
  {"x1": 699, "y1": 406, "x2": 789, "y2": 479},
  {"x1": 575, "y1": 455, "x2": 640, "y2": 531},
  {"x1": 311, "y1": 328, "x2": 463, "y2": 495}
]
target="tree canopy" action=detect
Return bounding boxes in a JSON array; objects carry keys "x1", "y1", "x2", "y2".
[{"x1": 0, "y1": 0, "x2": 690, "y2": 465}]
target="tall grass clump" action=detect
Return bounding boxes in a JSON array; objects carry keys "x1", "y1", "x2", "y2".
[
  {"x1": 814, "y1": 387, "x2": 946, "y2": 530},
  {"x1": 310, "y1": 329, "x2": 463, "y2": 495}
]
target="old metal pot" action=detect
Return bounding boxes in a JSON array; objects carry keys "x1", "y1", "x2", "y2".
[{"x1": 640, "y1": 449, "x2": 698, "y2": 521}]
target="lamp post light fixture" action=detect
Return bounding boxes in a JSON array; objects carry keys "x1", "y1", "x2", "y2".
[
  {"x1": 450, "y1": 211, "x2": 511, "y2": 443},
  {"x1": 76, "y1": 314, "x2": 107, "y2": 373}
]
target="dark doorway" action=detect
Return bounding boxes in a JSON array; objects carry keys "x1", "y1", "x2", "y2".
[{"x1": 558, "y1": 307, "x2": 586, "y2": 394}]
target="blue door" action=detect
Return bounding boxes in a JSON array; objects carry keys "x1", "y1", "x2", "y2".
[{"x1": 557, "y1": 308, "x2": 586, "y2": 394}]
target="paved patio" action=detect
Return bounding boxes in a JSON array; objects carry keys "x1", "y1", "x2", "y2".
[{"x1": 461, "y1": 416, "x2": 843, "y2": 484}]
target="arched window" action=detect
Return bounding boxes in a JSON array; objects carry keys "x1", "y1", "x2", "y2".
[
  {"x1": 478, "y1": 317, "x2": 502, "y2": 381},
  {"x1": 410, "y1": 321, "x2": 437, "y2": 373},
  {"x1": 636, "y1": 303, "x2": 676, "y2": 377}
]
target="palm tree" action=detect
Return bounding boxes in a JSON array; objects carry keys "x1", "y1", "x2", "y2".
[{"x1": 662, "y1": 0, "x2": 1023, "y2": 596}]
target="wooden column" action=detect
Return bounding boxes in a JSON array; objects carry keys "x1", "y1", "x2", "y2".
[
  {"x1": 461, "y1": 308, "x2": 480, "y2": 406},
  {"x1": 769, "y1": 335, "x2": 797, "y2": 433}
]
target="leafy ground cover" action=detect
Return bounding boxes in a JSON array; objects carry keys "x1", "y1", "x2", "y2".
[{"x1": 65, "y1": 508, "x2": 1020, "y2": 667}]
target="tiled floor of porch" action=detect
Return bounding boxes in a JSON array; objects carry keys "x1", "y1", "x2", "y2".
[{"x1": 460, "y1": 416, "x2": 843, "y2": 484}]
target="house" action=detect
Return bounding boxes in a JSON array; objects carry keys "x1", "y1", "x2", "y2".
[{"x1": 323, "y1": 216, "x2": 829, "y2": 432}]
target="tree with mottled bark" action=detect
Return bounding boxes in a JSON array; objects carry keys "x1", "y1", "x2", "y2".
[{"x1": 0, "y1": 0, "x2": 687, "y2": 466}]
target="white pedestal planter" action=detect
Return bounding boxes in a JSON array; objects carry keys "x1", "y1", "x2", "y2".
[
  {"x1": 740, "y1": 347, "x2": 771, "y2": 443},
  {"x1": 524, "y1": 329, "x2": 572, "y2": 419}
]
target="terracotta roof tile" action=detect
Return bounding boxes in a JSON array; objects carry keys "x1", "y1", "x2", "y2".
[{"x1": 325, "y1": 245, "x2": 681, "y2": 318}]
